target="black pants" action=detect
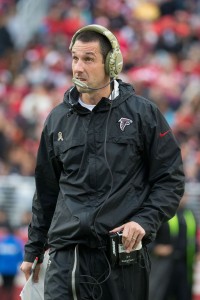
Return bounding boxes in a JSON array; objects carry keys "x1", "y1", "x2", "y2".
[
  {"x1": 164, "y1": 259, "x2": 192, "y2": 300},
  {"x1": 44, "y1": 245, "x2": 150, "y2": 300},
  {"x1": 0, "y1": 275, "x2": 15, "y2": 300}
]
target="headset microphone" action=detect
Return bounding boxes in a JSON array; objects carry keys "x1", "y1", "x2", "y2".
[
  {"x1": 72, "y1": 78, "x2": 114, "y2": 90},
  {"x1": 72, "y1": 78, "x2": 89, "y2": 89}
]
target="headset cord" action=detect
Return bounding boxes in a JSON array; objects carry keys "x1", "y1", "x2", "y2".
[
  {"x1": 86, "y1": 86, "x2": 114, "y2": 299},
  {"x1": 71, "y1": 84, "x2": 114, "y2": 300},
  {"x1": 78, "y1": 97, "x2": 114, "y2": 300},
  {"x1": 80, "y1": 249, "x2": 112, "y2": 300}
]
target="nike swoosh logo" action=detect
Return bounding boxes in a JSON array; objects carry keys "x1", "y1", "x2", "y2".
[{"x1": 159, "y1": 130, "x2": 170, "y2": 138}]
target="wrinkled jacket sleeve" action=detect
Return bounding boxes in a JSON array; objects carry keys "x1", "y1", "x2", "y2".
[
  {"x1": 24, "y1": 126, "x2": 62, "y2": 262},
  {"x1": 131, "y1": 104, "x2": 185, "y2": 243}
]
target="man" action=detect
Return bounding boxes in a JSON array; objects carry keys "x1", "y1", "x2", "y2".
[
  {"x1": 149, "y1": 194, "x2": 199, "y2": 300},
  {"x1": 0, "y1": 224, "x2": 23, "y2": 300},
  {"x1": 21, "y1": 24, "x2": 185, "y2": 300}
]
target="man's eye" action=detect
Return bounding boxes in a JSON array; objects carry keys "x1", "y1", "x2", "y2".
[{"x1": 85, "y1": 57, "x2": 93, "y2": 62}]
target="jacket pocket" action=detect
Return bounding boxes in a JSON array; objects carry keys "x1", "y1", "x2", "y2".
[
  {"x1": 54, "y1": 138, "x2": 85, "y2": 155},
  {"x1": 54, "y1": 138, "x2": 86, "y2": 173},
  {"x1": 97, "y1": 134, "x2": 143, "y2": 173}
]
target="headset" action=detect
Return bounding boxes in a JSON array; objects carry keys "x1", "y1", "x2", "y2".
[{"x1": 69, "y1": 24, "x2": 123, "y2": 79}]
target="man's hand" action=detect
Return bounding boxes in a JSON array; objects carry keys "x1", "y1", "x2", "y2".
[
  {"x1": 110, "y1": 221, "x2": 145, "y2": 253},
  {"x1": 20, "y1": 261, "x2": 41, "y2": 283}
]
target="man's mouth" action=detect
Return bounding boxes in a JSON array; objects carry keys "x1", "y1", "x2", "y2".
[{"x1": 77, "y1": 78, "x2": 86, "y2": 82}]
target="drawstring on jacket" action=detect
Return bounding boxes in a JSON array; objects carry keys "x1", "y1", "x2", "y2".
[{"x1": 70, "y1": 245, "x2": 80, "y2": 300}]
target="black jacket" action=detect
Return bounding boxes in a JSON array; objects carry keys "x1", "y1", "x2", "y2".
[{"x1": 24, "y1": 80, "x2": 185, "y2": 262}]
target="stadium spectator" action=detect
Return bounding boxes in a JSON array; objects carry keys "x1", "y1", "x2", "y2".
[
  {"x1": 0, "y1": 223, "x2": 23, "y2": 300},
  {"x1": 149, "y1": 194, "x2": 200, "y2": 300}
]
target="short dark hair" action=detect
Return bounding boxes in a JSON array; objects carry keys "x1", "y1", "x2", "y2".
[{"x1": 74, "y1": 31, "x2": 112, "y2": 63}]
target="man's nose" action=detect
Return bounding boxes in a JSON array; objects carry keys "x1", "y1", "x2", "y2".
[{"x1": 73, "y1": 59, "x2": 84, "y2": 73}]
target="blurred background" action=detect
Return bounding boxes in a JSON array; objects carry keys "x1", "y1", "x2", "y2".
[{"x1": 0, "y1": 0, "x2": 199, "y2": 299}]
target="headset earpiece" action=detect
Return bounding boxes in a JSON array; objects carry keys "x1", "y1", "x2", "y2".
[
  {"x1": 105, "y1": 48, "x2": 123, "y2": 78},
  {"x1": 69, "y1": 24, "x2": 123, "y2": 78}
]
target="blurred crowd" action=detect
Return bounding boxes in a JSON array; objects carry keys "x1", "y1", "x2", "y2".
[{"x1": 0, "y1": 0, "x2": 200, "y2": 182}]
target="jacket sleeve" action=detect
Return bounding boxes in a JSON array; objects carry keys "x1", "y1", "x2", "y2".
[
  {"x1": 24, "y1": 126, "x2": 62, "y2": 262},
  {"x1": 131, "y1": 104, "x2": 185, "y2": 244}
]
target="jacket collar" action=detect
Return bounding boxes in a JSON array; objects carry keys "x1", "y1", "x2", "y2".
[{"x1": 64, "y1": 79, "x2": 135, "y2": 113}]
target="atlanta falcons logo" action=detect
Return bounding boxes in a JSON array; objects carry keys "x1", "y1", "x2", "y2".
[{"x1": 118, "y1": 118, "x2": 133, "y2": 131}]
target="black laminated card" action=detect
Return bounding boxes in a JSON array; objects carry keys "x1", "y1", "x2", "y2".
[
  {"x1": 109, "y1": 232, "x2": 142, "y2": 266},
  {"x1": 108, "y1": 232, "x2": 119, "y2": 266}
]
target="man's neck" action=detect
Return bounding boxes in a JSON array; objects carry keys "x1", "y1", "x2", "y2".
[{"x1": 80, "y1": 85, "x2": 111, "y2": 105}]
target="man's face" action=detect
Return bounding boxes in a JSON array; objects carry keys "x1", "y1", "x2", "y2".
[{"x1": 71, "y1": 40, "x2": 109, "y2": 93}]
